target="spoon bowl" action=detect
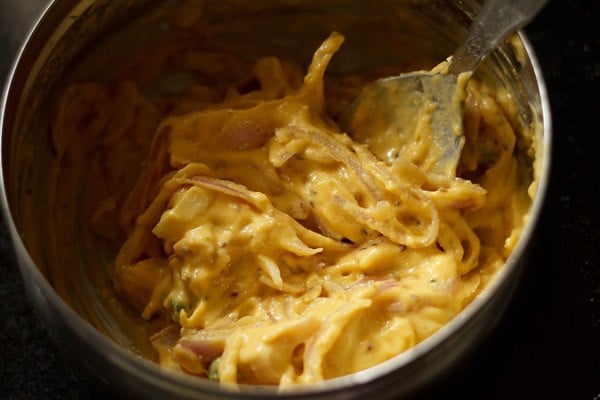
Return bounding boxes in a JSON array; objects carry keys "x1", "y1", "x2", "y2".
[
  {"x1": 340, "y1": 0, "x2": 548, "y2": 175},
  {"x1": 340, "y1": 71, "x2": 466, "y2": 177}
]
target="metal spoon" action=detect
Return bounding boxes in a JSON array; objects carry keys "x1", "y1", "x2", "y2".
[{"x1": 339, "y1": 0, "x2": 548, "y2": 177}]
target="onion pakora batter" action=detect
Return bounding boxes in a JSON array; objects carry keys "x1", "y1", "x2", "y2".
[{"x1": 52, "y1": 24, "x2": 535, "y2": 386}]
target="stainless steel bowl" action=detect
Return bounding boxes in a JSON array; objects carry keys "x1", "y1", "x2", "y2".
[{"x1": 0, "y1": 0, "x2": 551, "y2": 398}]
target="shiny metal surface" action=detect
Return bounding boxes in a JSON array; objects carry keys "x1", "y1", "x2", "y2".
[
  {"x1": 448, "y1": 0, "x2": 549, "y2": 75},
  {"x1": 0, "y1": 1, "x2": 48, "y2": 75},
  {"x1": 0, "y1": 1, "x2": 551, "y2": 399}
]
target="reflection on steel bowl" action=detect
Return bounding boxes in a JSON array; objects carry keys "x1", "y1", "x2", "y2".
[{"x1": 0, "y1": 0, "x2": 550, "y2": 398}]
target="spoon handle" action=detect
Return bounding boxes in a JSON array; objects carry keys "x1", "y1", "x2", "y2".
[{"x1": 448, "y1": 0, "x2": 548, "y2": 75}]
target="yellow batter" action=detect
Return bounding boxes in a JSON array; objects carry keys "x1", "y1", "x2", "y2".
[{"x1": 52, "y1": 29, "x2": 534, "y2": 386}]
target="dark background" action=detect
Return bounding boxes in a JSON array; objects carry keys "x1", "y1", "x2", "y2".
[{"x1": 1, "y1": 0, "x2": 598, "y2": 399}]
